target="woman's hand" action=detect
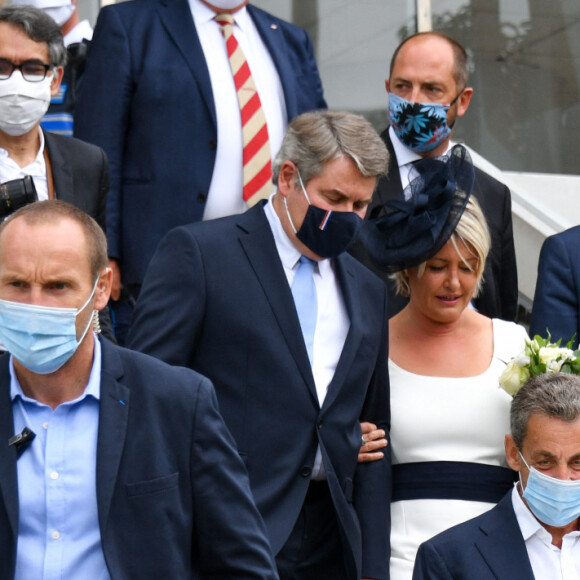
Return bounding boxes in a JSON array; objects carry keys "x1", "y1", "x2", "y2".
[{"x1": 358, "y1": 422, "x2": 387, "y2": 463}]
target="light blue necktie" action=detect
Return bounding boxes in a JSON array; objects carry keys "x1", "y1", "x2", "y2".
[{"x1": 291, "y1": 256, "x2": 318, "y2": 365}]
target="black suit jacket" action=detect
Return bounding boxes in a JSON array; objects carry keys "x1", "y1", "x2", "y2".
[
  {"x1": 0, "y1": 339, "x2": 277, "y2": 579},
  {"x1": 127, "y1": 202, "x2": 392, "y2": 580},
  {"x1": 351, "y1": 129, "x2": 518, "y2": 321},
  {"x1": 413, "y1": 493, "x2": 535, "y2": 580}
]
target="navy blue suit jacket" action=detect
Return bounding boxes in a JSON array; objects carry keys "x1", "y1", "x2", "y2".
[
  {"x1": 0, "y1": 339, "x2": 277, "y2": 579},
  {"x1": 413, "y1": 493, "x2": 535, "y2": 580},
  {"x1": 351, "y1": 129, "x2": 518, "y2": 321},
  {"x1": 74, "y1": 0, "x2": 327, "y2": 287},
  {"x1": 127, "y1": 203, "x2": 392, "y2": 580},
  {"x1": 530, "y1": 226, "x2": 580, "y2": 349}
]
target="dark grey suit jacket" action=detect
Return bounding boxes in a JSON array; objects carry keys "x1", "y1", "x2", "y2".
[
  {"x1": 43, "y1": 130, "x2": 115, "y2": 341},
  {"x1": 44, "y1": 129, "x2": 108, "y2": 232}
]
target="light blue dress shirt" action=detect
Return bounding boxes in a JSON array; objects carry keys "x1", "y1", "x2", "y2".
[{"x1": 10, "y1": 337, "x2": 111, "y2": 580}]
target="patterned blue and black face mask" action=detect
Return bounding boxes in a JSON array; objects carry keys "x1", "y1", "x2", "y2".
[{"x1": 387, "y1": 92, "x2": 462, "y2": 154}]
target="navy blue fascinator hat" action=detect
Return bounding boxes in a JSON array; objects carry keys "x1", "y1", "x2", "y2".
[{"x1": 359, "y1": 144, "x2": 475, "y2": 272}]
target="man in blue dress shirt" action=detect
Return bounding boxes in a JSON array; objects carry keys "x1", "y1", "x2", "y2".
[{"x1": 0, "y1": 200, "x2": 277, "y2": 579}]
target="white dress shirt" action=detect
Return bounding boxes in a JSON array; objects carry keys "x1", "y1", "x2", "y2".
[
  {"x1": 512, "y1": 485, "x2": 580, "y2": 579},
  {"x1": 0, "y1": 128, "x2": 49, "y2": 201},
  {"x1": 389, "y1": 126, "x2": 453, "y2": 197},
  {"x1": 63, "y1": 20, "x2": 93, "y2": 46},
  {"x1": 190, "y1": 1, "x2": 287, "y2": 221},
  {"x1": 264, "y1": 196, "x2": 350, "y2": 479}
]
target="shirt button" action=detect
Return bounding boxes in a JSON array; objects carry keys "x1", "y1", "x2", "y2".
[
  {"x1": 43, "y1": 423, "x2": 48, "y2": 430},
  {"x1": 50, "y1": 471, "x2": 59, "y2": 480},
  {"x1": 51, "y1": 531, "x2": 60, "y2": 540}
]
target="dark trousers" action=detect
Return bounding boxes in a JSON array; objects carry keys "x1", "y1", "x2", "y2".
[{"x1": 276, "y1": 481, "x2": 353, "y2": 580}]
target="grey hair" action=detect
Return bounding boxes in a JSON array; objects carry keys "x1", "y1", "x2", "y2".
[
  {"x1": 511, "y1": 373, "x2": 580, "y2": 450},
  {"x1": 0, "y1": 5, "x2": 66, "y2": 68},
  {"x1": 272, "y1": 110, "x2": 389, "y2": 187},
  {"x1": 391, "y1": 195, "x2": 490, "y2": 297}
]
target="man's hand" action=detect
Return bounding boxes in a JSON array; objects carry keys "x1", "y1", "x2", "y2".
[
  {"x1": 358, "y1": 422, "x2": 387, "y2": 463},
  {"x1": 108, "y1": 258, "x2": 122, "y2": 301}
]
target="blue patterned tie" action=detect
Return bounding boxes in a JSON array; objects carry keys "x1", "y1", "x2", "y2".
[{"x1": 291, "y1": 256, "x2": 318, "y2": 365}]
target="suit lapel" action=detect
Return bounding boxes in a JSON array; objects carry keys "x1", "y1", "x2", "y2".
[
  {"x1": 95, "y1": 339, "x2": 130, "y2": 534},
  {"x1": 43, "y1": 131, "x2": 74, "y2": 203},
  {"x1": 0, "y1": 356, "x2": 18, "y2": 539},
  {"x1": 158, "y1": 0, "x2": 216, "y2": 126},
  {"x1": 237, "y1": 205, "x2": 318, "y2": 402},
  {"x1": 320, "y1": 255, "x2": 362, "y2": 410},
  {"x1": 248, "y1": 6, "x2": 297, "y2": 120},
  {"x1": 369, "y1": 128, "x2": 403, "y2": 217},
  {"x1": 474, "y1": 494, "x2": 535, "y2": 579}
]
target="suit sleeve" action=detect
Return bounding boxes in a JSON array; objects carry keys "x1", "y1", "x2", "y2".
[
  {"x1": 75, "y1": 5, "x2": 132, "y2": 261},
  {"x1": 295, "y1": 25, "x2": 327, "y2": 111},
  {"x1": 412, "y1": 542, "x2": 454, "y2": 580},
  {"x1": 530, "y1": 233, "x2": 579, "y2": 347},
  {"x1": 96, "y1": 146, "x2": 109, "y2": 234},
  {"x1": 355, "y1": 286, "x2": 391, "y2": 580},
  {"x1": 498, "y1": 183, "x2": 518, "y2": 321},
  {"x1": 127, "y1": 226, "x2": 205, "y2": 367},
  {"x1": 191, "y1": 377, "x2": 278, "y2": 578}
]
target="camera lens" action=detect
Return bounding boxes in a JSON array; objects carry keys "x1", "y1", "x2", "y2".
[{"x1": 0, "y1": 176, "x2": 38, "y2": 218}]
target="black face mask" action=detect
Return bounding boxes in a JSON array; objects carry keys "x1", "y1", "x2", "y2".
[{"x1": 284, "y1": 173, "x2": 363, "y2": 259}]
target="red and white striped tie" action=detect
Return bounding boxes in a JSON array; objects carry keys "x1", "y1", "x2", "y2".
[{"x1": 215, "y1": 13, "x2": 273, "y2": 206}]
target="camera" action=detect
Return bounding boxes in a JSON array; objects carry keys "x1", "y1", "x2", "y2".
[{"x1": 0, "y1": 176, "x2": 38, "y2": 220}]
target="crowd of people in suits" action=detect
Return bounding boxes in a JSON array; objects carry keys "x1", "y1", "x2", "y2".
[{"x1": 0, "y1": 0, "x2": 578, "y2": 579}]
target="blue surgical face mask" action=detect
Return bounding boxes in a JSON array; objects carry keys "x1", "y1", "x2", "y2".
[
  {"x1": 0, "y1": 279, "x2": 99, "y2": 374},
  {"x1": 519, "y1": 451, "x2": 580, "y2": 527},
  {"x1": 283, "y1": 171, "x2": 363, "y2": 259},
  {"x1": 387, "y1": 92, "x2": 462, "y2": 154}
]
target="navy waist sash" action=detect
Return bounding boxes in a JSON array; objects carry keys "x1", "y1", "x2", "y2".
[{"x1": 392, "y1": 461, "x2": 517, "y2": 503}]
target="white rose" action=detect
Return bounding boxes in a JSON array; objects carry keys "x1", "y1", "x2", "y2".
[
  {"x1": 539, "y1": 347, "x2": 569, "y2": 365},
  {"x1": 513, "y1": 352, "x2": 530, "y2": 367},
  {"x1": 499, "y1": 362, "x2": 530, "y2": 396}
]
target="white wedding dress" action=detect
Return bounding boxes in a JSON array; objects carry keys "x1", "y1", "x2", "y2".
[{"x1": 389, "y1": 318, "x2": 528, "y2": 580}]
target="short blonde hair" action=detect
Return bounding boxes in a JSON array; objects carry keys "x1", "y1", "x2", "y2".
[{"x1": 391, "y1": 195, "x2": 490, "y2": 297}]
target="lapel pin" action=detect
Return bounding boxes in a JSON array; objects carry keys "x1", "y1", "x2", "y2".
[{"x1": 270, "y1": 24, "x2": 278, "y2": 30}]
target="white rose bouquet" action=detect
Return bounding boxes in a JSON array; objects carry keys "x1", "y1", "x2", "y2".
[{"x1": 499, "y1": 334, "x2": 580, "y2": 396}]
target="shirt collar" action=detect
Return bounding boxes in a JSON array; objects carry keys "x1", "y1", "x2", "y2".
[
  {"x1": 190, "y1": 0, "x2": 249, "y2": 28},
  {"x1": 511, "y1": 484, "x2": 549, "y2": 542},
  {"x1": 63, "y1": 20, "x2": 93, "y2": 46},
  {"x1": 264, "y1": 193, "x2": 332, "y2": 278},
  {"x1": 10, "y1": 334, "x2": 102, "y2": 405},
  {"x1": 0, "y1": 127, "x2": 45, "y2": 176}
]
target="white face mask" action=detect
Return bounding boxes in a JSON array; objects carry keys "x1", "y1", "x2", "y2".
[
  {"x1": 44, "y1": 4, "x2": 75, "y2": 27},
  {"x1": 11, "y1": 0, "x2": 75, "y2": 27},
  {"x1": 206, "y1": 0, "x2": 246, "y2": 11},
  {"x1": 0, "y1": 71, "x2": 52, "y2": 136}
]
